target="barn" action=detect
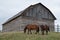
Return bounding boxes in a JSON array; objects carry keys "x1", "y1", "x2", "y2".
[{"x1": 2, "y1": 3, "x2": 56, "y2": 32}]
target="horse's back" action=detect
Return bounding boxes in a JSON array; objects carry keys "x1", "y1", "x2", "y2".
[
  {"x1": 40, "y1": 25, "x2": 49, "y2": 30},
  {"x1": 26, "y1": 24, "x2": 39, "y2": 30}
]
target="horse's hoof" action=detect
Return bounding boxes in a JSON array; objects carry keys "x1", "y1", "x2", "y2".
[
  {"x1": 41, "y1": 32, "x2": 44, "y2": 35},
  {"x1": 30, "y1": 33, "x2": 32, "y2": 34}
]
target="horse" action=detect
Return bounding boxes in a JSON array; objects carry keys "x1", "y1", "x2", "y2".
[
  {"x1": 40, "y1": 25, "x2": 50, "y2": 35},
  {"x1": 24, "y1": 24, "x2": 39, "y2": 34}
]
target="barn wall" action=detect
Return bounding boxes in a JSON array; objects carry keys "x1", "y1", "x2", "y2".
[
  {"x1": 2, "y1": 16, "x2": 54, "y2": 32},
  {"x1": 2, "y1": 16, "x2": 22, "y2": 32}
]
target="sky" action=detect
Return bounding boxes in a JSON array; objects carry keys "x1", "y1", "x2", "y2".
[{"x1": 0, "y1": 0, "x2": 60, "y2": 30}]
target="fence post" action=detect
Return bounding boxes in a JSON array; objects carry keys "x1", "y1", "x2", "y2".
[{"x1": 57, "y1": 24, "x2": 60, "y2": 32}]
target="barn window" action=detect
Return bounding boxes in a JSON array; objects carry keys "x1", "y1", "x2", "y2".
[
  {"x1": 48, "y1": 12, "x2": 53, "y2": 19},
  {"x1": 26, "y1": 11, "x2": 29, "y2": 16},
  {"x1": 37, "y1": 11, "x2": 42, "y2": 18},
  {"x1": 26, "y1": 8, "x2": 33, "y2": 17},
  {"x1": 32, "y1": 8, "x2": 36, "y2": 17},
  {"x1": 28, "y1": 8, "x2": 33, "y2": 17},
  {"x1": 42, "y1": 9, "x2": 49, "y2": 19}
]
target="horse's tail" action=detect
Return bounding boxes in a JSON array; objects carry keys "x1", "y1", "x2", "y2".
[{"x1": 24, "y1": 26, "x2": 27, "y2": 33}]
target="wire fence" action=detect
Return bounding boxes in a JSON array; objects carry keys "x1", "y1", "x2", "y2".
[{"x1": 55, "y1": 25, "x2": 60, "y2": 32}]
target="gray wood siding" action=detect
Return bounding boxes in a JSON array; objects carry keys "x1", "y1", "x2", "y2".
[
  {"x1": 25, "y1": 4, "x2": 54, "y2": 20},
  {"x1": 2, "y1": 16, "x2": 54, "y2": 32}
]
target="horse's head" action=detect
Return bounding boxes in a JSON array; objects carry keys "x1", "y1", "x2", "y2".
[
  {"x1": 24, "y1": 26, "x2": 27, "y2": 33},
  {"x1": 45, "y1": 25, "x2": 50, "y2": 32}
]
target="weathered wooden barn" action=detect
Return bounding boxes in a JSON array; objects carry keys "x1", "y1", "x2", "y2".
[{"x1": 2, "y1": 3, "x2": 56, "y2": 32}]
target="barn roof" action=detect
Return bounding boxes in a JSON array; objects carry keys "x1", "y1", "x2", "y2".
[{"x1": 3, "y1": 3, "x2": 56, "y2": 25}]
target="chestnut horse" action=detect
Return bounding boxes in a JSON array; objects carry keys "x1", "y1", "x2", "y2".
[
  {"x1": 40, "y1": 25, "x2": 50, "y2": 35},
  {"x1": 24, "y1": 24, "x2": 39, "y2": 34}
]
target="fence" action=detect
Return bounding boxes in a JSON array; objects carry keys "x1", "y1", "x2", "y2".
[{"x1": 55, "y1": 25, "x2": 60, "y2": 32}]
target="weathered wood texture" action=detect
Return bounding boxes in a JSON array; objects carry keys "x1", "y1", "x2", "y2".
[
  {"x1": 2, "y1": 3, "x2": 55, "y2": 32},
  {"x1": 2, "y1": 16, "x2": 54, "y2": 32}
]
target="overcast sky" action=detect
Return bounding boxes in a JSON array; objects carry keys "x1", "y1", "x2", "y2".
[{"x1": 0, "y1": 0, "x2": 60, "y2": 30}]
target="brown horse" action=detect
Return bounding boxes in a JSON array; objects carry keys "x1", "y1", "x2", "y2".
[
  {"x1": 24, "y1": 24, "x2": 39, "y2": 34},
  {"x1": 40, "y1": 25, "x2": 50, "y2": 35}
]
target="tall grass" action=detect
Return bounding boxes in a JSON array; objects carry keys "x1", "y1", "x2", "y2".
[{"x1": 0, "y1": 32, "x2": 60, "y2": 40}]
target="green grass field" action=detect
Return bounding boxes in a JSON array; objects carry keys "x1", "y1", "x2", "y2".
[{"x1": 0, "y1": 32, "x2": 60, "y2": 40}]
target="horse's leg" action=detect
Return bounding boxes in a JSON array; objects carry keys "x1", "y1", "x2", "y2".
[
  {"x1": 41, "y1": 30, "x2": 44, "y2": 35},
  {"x1": 35, "y1": 30, "x2": 39, "y2": 34},
  {"x1": 46, "y1": 30, "x2": 48, "y2": 35},
  {"x1": 28, "y1": 29, "x2": 29, "y2": 34},
  {"x1": 24, "y1": 29, "x2": 26, "y2": 33},
  {"x1": 30, "y1": 30, "x2": 32, "y2": 34},
  {"x1": 35, "y1": 27, "x2": 39, "y2": 34},
  {"x1": 37, "y1": 27, "x2": 39, "y2": 34},
  {"x1": 35, "y1": 30, "x2": 37, "y2": 34}
]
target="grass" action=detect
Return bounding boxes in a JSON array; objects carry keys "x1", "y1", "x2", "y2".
[{"x1": 0, "y1": 32, "x2": 60, "y2": 40}]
